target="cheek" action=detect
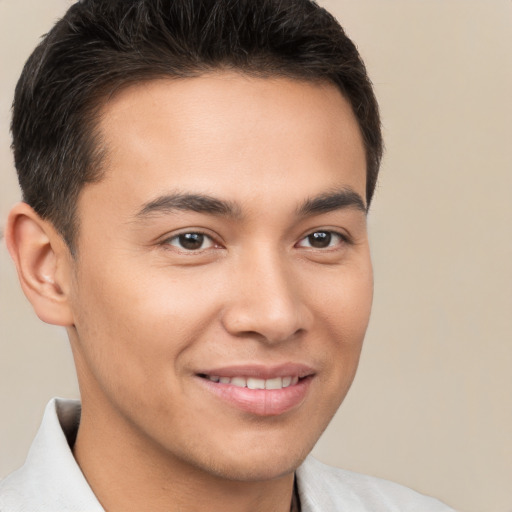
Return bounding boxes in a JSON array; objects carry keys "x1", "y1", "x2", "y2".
[
  {"x1": 310, "y1": 258, "x2": 373, "y2": 385},
  {"x1": 308, "y1": 255, "x2": 373, "y2": 336},
  {"x1": 69, "y1": 258, "x2": 221, "y2": 396}
]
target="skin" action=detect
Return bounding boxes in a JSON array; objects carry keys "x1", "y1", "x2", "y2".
[{"x1": 7, "y1": 73, "x2": 373, "y2": 512}]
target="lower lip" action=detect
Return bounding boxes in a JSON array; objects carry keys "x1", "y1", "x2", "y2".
[{"x1": 197, "y1": 376, "x2": 313, "y2": 416}]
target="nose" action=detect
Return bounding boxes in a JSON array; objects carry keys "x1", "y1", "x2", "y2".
[{"x1": 220, "y1": 249, "x2": 312, "y2": 344}]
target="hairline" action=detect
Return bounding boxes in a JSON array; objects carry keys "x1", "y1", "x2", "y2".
[{"x1": 68, "y1": 69, "x2": 367, "y2": 258}]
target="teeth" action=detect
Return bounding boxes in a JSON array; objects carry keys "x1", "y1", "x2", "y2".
[
  {"x1": 206, "y1": 375, "x2": 299, "y2": 389},
  {"x1": 230, "y1": 377, "x2": 247, "y2": 387},
  {"x1": 247, "y1": 377, "x2": 265, "y2": 389},
  {"x1": 265, "y1": 377, "x2": 282, "y2": 389}
]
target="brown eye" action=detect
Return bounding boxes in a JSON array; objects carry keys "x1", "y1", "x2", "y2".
[
  {"x1": 307, "y1": 232, "x2": 331, "y2": 248},
  {"x1": 297, "y1": 231, "x2": 345, "y2": 249},
  {"x1": 167, "y1": 232, "x2": 214, "y2": 251}
]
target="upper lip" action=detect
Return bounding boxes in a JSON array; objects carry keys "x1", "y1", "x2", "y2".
[{"x1": 196, "y1": 363, "x2": 315, "y2": 380}]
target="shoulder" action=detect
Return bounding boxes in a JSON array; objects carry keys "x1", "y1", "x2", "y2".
[
  {"x1": 296, "y1": 456, "x2": 457, "y2": 512},
  {"x1": 0, "y1": 468, "x2": 35, "y2": 512},
  {"x1": 0, "y1": 398, "x2": 102, "y2": 512}
]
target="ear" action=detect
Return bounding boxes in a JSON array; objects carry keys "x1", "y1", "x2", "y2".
[{"x1": 5, "y1": 202, "x2": 75, "y2": 327}]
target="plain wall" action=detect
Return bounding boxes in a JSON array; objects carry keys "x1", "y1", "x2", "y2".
[{"x1": 1, "y1": 2, "x2": 511, "y2": 511}]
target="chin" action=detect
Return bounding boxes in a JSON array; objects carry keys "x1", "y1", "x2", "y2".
[
  {"x1": 185, "y1": 434, "x2": 315, "y2": 482},
  {"x1": 172, "y1": 401, "x2": 340, "y2": 482},
  {"x1": 208, "y1": 451, "x2": 309, "y2": 482}
]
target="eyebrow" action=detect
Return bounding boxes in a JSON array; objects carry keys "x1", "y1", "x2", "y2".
[
  {"x1": 135, "y1": 187, "x2": 366, "y2": 221},
  {"x1": 135, "y1": 192, "x2": 242, "y2": 219},
  {"x1": 297, "y1": 188, "x2": 367, "y2": 216}
]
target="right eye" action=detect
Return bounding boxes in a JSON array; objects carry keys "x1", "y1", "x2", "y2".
[{"x1": 165, "y1": 232, "x2": 216, "y2": 251}]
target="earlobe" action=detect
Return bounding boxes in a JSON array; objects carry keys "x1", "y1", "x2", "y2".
[{"x1": 5, "y1": 202, "x2": 75, "y2": 327}]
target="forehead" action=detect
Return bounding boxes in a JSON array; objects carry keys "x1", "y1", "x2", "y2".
[{"x1": 85, "y1": 73, "x2": 366, "y2": 219}]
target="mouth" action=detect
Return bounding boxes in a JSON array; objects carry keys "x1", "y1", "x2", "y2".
[
  {"x1": 198, "y1": 374, "x2": 300, "y2": 389},
  {"x1": 195, "y1": 365, "x2": 314, "y2": 416}
]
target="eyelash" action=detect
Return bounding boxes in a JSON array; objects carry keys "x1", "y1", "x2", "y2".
[
  {"x1": 295, "y1": 230, "x2": 350, "y2": 250},
  {"x1": 163, "y1": 232, "x2": 219, "y2": 252},
  {"x1": 161, "y1": 229, "x2": 350, "y2": 252}
]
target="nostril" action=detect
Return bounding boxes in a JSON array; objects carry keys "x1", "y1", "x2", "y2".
[{"x1": 219, "y1": 281, "x2": 312, "y2": 343}]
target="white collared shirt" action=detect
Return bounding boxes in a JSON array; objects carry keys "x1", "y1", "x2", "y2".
[{"x1": 0, "y1": 399, "x2": 456, "y2": 511}]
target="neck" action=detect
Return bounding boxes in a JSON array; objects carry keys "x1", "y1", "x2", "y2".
[{"x1": 73, "y1": 398, "x2": 296, "y2": 512}]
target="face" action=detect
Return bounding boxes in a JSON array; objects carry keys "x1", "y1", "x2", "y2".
[{"x1": 67, "y1": 73, "x2": 373, "y2": 481}]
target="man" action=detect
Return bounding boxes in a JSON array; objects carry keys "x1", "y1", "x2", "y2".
[{"x1": 1, "y1": 0, "x2": 455, "y2": 510}]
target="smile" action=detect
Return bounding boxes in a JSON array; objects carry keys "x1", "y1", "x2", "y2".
[
  {"x1": 196, "y1": 366, "x2": 314, "y2": 416},
  {"x1": 200, "y1": 375, "x2": 300, "y2": 389}
]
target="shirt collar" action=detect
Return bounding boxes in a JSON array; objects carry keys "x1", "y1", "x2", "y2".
[{"x1": 4, "y1": 398, "x2": 104, "y2": 511}]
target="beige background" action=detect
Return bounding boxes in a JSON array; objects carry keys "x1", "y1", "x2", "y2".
[{"x1": 1, "y1": 1, "x2": 511, "y2": 511}]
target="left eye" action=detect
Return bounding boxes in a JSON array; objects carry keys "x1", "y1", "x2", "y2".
[
  {"x1": 166, "y1": 232, "x2": 215, "y2": 251},
  {"x1": 296, "y1": 231, "x2": 344, "y2": 249}
]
